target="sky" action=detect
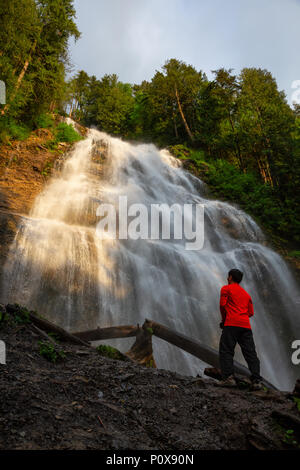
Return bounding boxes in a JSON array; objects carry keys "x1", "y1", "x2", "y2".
[{"x1": 69, "y1": 0, "x2": 300, "y2": 104}]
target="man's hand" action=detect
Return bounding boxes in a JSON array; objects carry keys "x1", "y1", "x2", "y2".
[{"x1": 219, "y1": 321, "x2": 224, "y2": 329}]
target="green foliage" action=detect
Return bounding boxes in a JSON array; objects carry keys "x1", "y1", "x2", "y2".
[
  {"x1": 38, "y1": 340, "x2": 66, "y2": 363},
  {"x1": 34, "y1": 113, "x2": 54, "y2": 129},
  {"x1": 188, "y1": 156, "x2": 299, "y2": 244},
  {"x1": 55, "y1": 122, "x2": 82, "y2": 143},
  {"x1": 62, "y1": 60, "x2": 300, "y2": 245},
  {"x1": 67, "y1": 72, "x2": 135, "y2": 136},
  {"x1": 146, "y1": 327, "x2": 154, "y2": 335},
  {"x1": 96, "y1": 344, "x2": 125, "y2": 361},
  {"x1": 0, "y1": 0, "x2": 80, "y2": 122},
  {"x1": 0, "y1": 118, "x2": 30, "y2": 142},
  {"x1": 45, "y1": 122, "x2": 82, "y2": 150},
  {"x1": 47, "y1": 332, "x2": 61, "y2": 342},
  {"x1": 8, "y1": 304, "x2": 32, "y2": 325},
  {"x1": 289, "y1": 251, "x2": 300, "y2": 259},
  {"x1": 293, "y1": 397, "x2": 300, "y2": 412},
  {"x1": 168, "y1": 144, "x2": 191, "y2": 160},
  {"x1": 145, "y1": 359, "x2": 155, "y2": 368},
  {"x1": 282, "y1": 429, "x2": 298, "y2": 447}
]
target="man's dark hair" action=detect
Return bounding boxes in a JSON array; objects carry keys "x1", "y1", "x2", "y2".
[{"x1": 228, "y1": 268, "x2": 243, "y2": 283}]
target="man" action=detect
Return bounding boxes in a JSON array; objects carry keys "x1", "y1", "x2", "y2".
[{"x1": 218, "y1": 268, "x2": 262, "y2": 389}]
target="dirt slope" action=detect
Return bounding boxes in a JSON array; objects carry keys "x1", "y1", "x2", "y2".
[{"x1": 0, "y1": 307, "x2": 299, "y2": 451}]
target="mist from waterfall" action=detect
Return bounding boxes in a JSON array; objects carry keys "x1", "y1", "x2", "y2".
[{"x1": 1, "y1": 127, "x2": 300, "y2": 390}]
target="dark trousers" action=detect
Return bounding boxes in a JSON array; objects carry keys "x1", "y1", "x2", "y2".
[{"x1": 219, "y1": 326, "x2": 261, "y2": 381}]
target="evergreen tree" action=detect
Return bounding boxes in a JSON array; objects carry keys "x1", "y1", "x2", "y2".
[{"x1": 0, "y1": 0, "x2": 80, "y2": 120}]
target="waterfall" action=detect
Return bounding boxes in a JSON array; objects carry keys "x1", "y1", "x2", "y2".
[{"x1": 1, "y1": 128, "x2": 300, "y2": 390}]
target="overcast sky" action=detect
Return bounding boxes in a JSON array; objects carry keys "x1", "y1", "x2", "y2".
[{"x1": 69, "y1": 0, "x2": 300, "y2": 103}]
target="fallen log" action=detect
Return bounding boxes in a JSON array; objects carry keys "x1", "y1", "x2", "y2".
[
  {"x1": 29, "y1": 313, "x2": 90, "y2": 347},
  {"x1": 5, "y1": 304, "x2": 90, "y2": 347},
  {"x1": 144, "y1": 319, "x2": 278, "y2": 390},
  {"x1": 74, "y1": 325, "x2": 139, "y2": 342},
  {"x1": 72, "y1": 317, "x2": 278, "y2": 390},
  {"x1": 30, "y1": 324, "x2": 57, "y2": 346}
]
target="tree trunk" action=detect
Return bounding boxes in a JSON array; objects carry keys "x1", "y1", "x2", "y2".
[
  {"x1": 173, "y1": 112, "x2": 178, "y2": 138},
  {"x1": 253, "y1": 104, "x2": 275, "y2": 187},
  {"x1": 126, "y1": 325, "x2": 156, "y2": 367},
  {"x1": 49, "y1": 101, "x2": 56, "y2": 113},
  {"x1": 228, "y1": 113, "x2": 244, "y2": 171},
  {"x1": 175, "y1": 86, "x2": 194, "y2": 141}
]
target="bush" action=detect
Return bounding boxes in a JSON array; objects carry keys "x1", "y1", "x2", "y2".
[
  {"x1": 0, "y1": 118, "x2": 30, "y2": 142},
  {"x1": 168, "y1": 144, "x2": 191, "y2": 159},
  {"x1": 34, "y1": 113, "x2": 54, "y2": 129},
  {"x1": 55, "y1": 122, "x2": 82, "y2": 143}
]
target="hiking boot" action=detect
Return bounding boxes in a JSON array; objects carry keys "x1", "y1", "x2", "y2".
[{"x1": 216, "y1": 375, "x2": 236, "y2": 387}]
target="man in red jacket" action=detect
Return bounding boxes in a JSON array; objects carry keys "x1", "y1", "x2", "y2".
[{"x1": 218, "y1": 268, "x2": 262, "y2": 388}]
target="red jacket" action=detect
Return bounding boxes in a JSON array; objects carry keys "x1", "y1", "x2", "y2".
[{"x1": 220, "y1": 283, "x2": 254, "y2": 329}]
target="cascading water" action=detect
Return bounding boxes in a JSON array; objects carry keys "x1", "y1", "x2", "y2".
[{"x1": 1, "y1": 127, "x2": 300, "y2": 390}]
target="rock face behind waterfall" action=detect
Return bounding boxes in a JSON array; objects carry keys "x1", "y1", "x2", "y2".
[{"x1": 1, "y1": 127, "x2": 300, "y2": 391}]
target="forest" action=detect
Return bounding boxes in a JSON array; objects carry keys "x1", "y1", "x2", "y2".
[{"x1": 0, "y1": 0, "x2": 299, "y2": 249}]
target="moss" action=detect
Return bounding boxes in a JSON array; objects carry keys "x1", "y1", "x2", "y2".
[{"x1": 96, "y1": 344, "x2": 125, "y2": 361}]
